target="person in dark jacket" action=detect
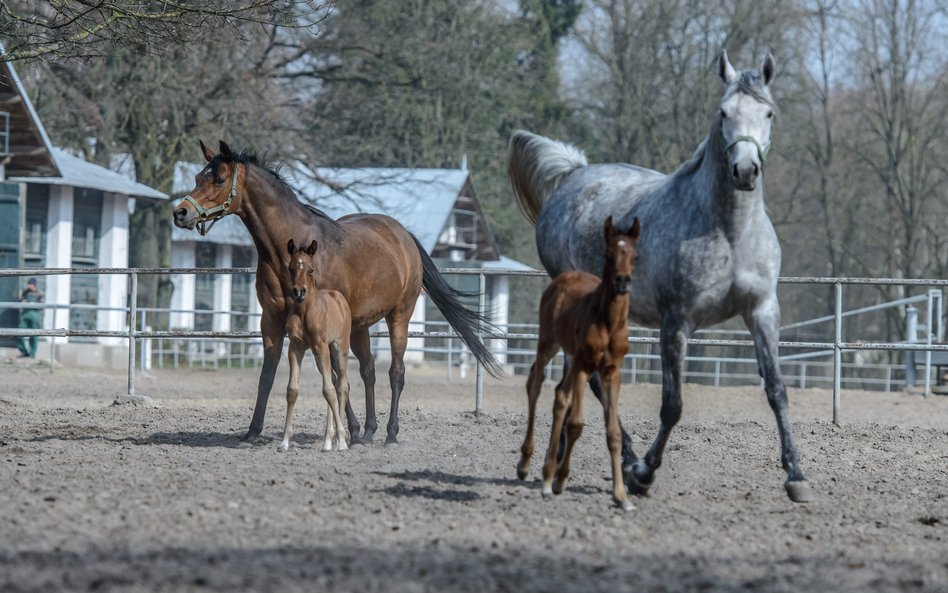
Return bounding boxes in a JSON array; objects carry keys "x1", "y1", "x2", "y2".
[{"x1": 17, "y1": 277, "x2": 44, "y2": 358}]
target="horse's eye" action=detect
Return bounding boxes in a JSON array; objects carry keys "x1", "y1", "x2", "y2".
[
  {"x1": 720, "y1": 109, "x2": 727, "y2": 119},
  {"x1": 214, "y1": 177, "x2": 225, "y2": 186},
  {"x1": 766, "y1": 111, "x2": 774, "y2": 119}
]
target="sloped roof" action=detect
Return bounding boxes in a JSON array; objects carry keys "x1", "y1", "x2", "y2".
[
  {"x1": 10, "y1": 147, "x2": 167, "y2": 199},
  {"x1": 0, "y1": 58, "x2": 59, "y2": 177},
  {"x1": 171, "y1": 163, "x2": 471, "y2": 252}
]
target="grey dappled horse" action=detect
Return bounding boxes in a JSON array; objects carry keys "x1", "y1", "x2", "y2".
[{"x1": 507, "y1": 51, "x2": 812, "y2": 503}]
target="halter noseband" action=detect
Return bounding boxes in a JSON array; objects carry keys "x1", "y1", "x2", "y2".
[
  {"x1": 182, "y1": 162, "x2": 240, "y2": 236},
  {"x1": 720, "y1": 131, "x2": 771, "y2": 164}
]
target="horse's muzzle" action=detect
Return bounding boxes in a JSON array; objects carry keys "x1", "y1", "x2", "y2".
[
  {"x1": 173, "y1": 206, "x2": 196, "y2": 229},
  {"x1": 614, "y1": 276, "x2": 632, "y2": 294},
  {"x1": 292, "y1": 287, "x2": 307, "y2": 302}
]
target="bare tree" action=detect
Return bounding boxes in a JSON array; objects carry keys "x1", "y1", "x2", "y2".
[{"x1": 0, "y1": 0, "x2": 332, "y2": 62}]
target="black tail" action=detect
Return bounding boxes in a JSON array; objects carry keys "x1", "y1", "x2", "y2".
[{"x1": 412, "y1": 235, "x2": 503, "y2": 378}]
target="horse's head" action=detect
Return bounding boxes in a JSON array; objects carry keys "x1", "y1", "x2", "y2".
[
  {"x1": 603, "y1": 216, "x2": 640, "y2": 295},
  {"x1": 717, "y1": 51, "x2": 777, "y2": 191},
  {"x1": 173, "y1": 140, "x2": 244, "y2": 235},
  {"x1": 286, "y1": 239, "x2": 318, "y2": 303}
]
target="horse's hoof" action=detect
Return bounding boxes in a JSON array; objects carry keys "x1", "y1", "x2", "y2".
[
  {"x1": 385, "y1": 434, "x2": 398, "y2": 445},
  {"x1": 552, "y1": 478, "x2": 567, "y2": 495},
  {"x1": 516, "y1": 463, "x2": 529, "y2": 481},
  {"x1": 785, "y1": 480, "x2": 813, "y2": 503},
  {"x1": 321, "y1": 442, "x2": 333, "y2": 452},
  {"x1": 626, "y1": 461, "x2": 654, "y2": 496},
  {"x1": 337, "y1": 443, "x2": 348, "y2": 452},
  {"x1": 277, "y1": 442, "x2": 289, "y2": 452},
  {"x1": 360, "y1": 433, "x2": 375, "y2": 446},
  {"x1": 241, "y1": 429, "x2": 261, "y2": 442},
  {"x1": 617, "y1": 499, "x2": 635, "y2": 512},
  {"x1": 541, "y1": 485, "x2": 554, "y2": 500}
]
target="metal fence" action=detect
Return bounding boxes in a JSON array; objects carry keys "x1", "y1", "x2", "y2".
[{"x1": 1, "y1": 266, "x2": 946, "y2": 424}]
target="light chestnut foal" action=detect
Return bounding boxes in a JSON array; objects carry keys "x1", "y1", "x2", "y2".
[
  {"x1": 280, "y1": 239, "x2": 351, "y2": 452},
  {"x1": 518, "y1": 216, "x2": 640, "y2": 511}
]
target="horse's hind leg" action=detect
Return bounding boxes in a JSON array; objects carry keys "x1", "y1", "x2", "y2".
[
  {"x1": 349, "y1": 327, "x2": 377, "y2": 444},
  {"x1": 632, "y1": 315, "x2": 689, "y2": 493},
  {"x1": 279, "y1": 343, "x2": 303, "y2": 452},
  {"x1": 383, "y1": 312, "x2": 411, "y2": 445},
  {"x1": 541, "y1": 373, "x2": 573, "y2": 498},
  {"x1": 518, "y1": 339, "x2": 557, "y2": 480},
  {"x1": 587, "y1": 371, "x2": 640, "y2": 488},
  {"x1": 553, "y1": 368, "x2": 588, "y2": 495},
  {"x1": 745, "y1": 301, "x2": 811, "y2": 502}
]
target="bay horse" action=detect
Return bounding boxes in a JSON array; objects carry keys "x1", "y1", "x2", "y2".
[
  {"x1": 507, "y1": 51, "x2": 812, "y2": 502},
  {"x1": 518, "y1": 216, "x2": 640, "y2": 511},
  {"x1": 173, "y1": 141, "x2": 500, "y2": 445},
  {"x1": 280, "y1": 239, "x2": 350, "y2": 453}
]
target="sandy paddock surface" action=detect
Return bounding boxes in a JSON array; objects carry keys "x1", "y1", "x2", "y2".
[{"x1": 1, "y1": 361, "x2": 947, "y2": 593}]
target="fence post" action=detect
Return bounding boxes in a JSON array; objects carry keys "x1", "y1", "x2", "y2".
[
  {"x1": 833, "y1": 282, "x2": 842, "y2": 425},
  {"x1": 115, "y1": 272, "x2": 152, "y2": 405},
  {"x1": 475, "y1": 272, "x2": 486, "y2": 417},
  {"x1": 925, "y1": 294, "x2": 933, "y2": 397},
  {"x1": 905, "y1": 305, "x2": 917, "y2": 388}
]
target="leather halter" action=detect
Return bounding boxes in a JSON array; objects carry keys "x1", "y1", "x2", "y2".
[{"x1": 182, "y1": 162, "x2": 240, "y2": 236}]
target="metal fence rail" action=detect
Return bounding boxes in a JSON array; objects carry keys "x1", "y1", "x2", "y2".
[{"x1": 1, "y1": 267, "x2": 945, "y2": 423}]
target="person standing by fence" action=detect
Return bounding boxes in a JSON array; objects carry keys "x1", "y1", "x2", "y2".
[{"x1": 17, "y1": 277, "x2": 43, "y2": 358}]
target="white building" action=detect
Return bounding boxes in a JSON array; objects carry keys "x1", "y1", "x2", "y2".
[
  {"x1": 0, "y1": 59, "x2": 167, "y2": 361},
  {"x1": 171, "y1": 163, "x2": 532, "y2": 365}
]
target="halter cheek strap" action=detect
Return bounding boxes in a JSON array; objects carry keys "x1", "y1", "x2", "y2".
[{"x1": 182, "y1": 163, "x2": 240, "y2": 236}]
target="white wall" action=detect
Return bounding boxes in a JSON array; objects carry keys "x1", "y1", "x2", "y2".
[
  {"x1": 97, "y1": 192, "x2": 129, "y2": 345},
  {"x1": 44, "y1": 185, "x2": 72, "y2": 342},
  {"x1": 213, "y1": 245, "x2": 232, "y2": 332},
  {"x1": 489, "y1": 276, "x2": 510, "y2": 364},
  {"x1": 170, "y1": 242, "x2": 196, "y2": 328}
]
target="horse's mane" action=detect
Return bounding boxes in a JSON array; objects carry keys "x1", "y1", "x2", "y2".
[{"x1": 212, "y1": 147, "x2": 340, "y2": 227}]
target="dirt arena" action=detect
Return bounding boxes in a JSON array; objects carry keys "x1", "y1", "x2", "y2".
[{"x1": 1, "y1": 360, "x2": 946, "y2": 593}]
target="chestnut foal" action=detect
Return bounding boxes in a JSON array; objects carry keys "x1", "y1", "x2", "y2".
[
  {"x1": 518, "y1": 216, "x2": 640, "y2": 511},
  {"x1": 280, "y1": 239, "x2": 351, "y2": 452}
]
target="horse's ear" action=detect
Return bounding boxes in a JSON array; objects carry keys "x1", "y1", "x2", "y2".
[
  {"x1": 719, "y1": 50, "x2": 737, "y2": 84},
  {"x1": 629, "y1": 217, "x2": 641, "y2": 241},
  {"x1": 219, "y1": 140, "x2": 234, "y2": 161},
  {"x1": 603, "y1": 215, "x2": 615, "y2": 239},
  {"x1": 762, "y1": 53, "x2": 776, "y2": 85},
  {"x1": 287, "y1": 239, "x2": 296, "y2": 255},
  {"x1": 199, "y1": 140, "x2": 214, "y2": 163},
  {"x1": 305, "y1": 240, "x2": 318, "y2": 256}
]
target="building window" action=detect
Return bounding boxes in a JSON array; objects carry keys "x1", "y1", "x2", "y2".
[
  {"x1": 71, "y1": 188, "x2": 102, "y2": 264},
  {"x1": 194, "y1": 243, "x2": 216, "y2": 331},
  {"x1": 24, "y1": 184, "x2": 49, "y2": 266},
  {"x1": 231, "y1": 246, "x2": 254, "y2": 331},
  {"x1": 69, "y1": 188, "x2": 103, "y2": 340}
]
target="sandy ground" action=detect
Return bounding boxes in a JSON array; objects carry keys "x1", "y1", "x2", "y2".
[{"x1": 1, "y1": 360, "x2": 946, "y2": 592}]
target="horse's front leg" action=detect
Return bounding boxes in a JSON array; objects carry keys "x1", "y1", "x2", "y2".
[
  {"x1": 314, "y1": 344, "x2": 344, "y2": 452},
  {"x1": 630, "y1": 314, "x2": 689, "y2": 494},
  {"x1": 601, "y1": 366, "x2": 633, "y2": 511},
  {"x1": 349, "y1": 327, "x2": 377, "y2": 444},
  {"x1": 744, "y1": 299, "x2": 812, "y2": 502},
  {"x1": 278, "y1": 341, "x2": 303, "y2": 451},
  {"x1": 244, "y1": 314, "x2": 286, "y2": 441}
]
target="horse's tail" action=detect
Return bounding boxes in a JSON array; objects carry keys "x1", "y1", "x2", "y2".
[
  {"x1": 507, "y1": 129, "x2": 588, "y2": 226},
  {"x1": 411, "y1": 235, "x2": 503, "y2": 378}
]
